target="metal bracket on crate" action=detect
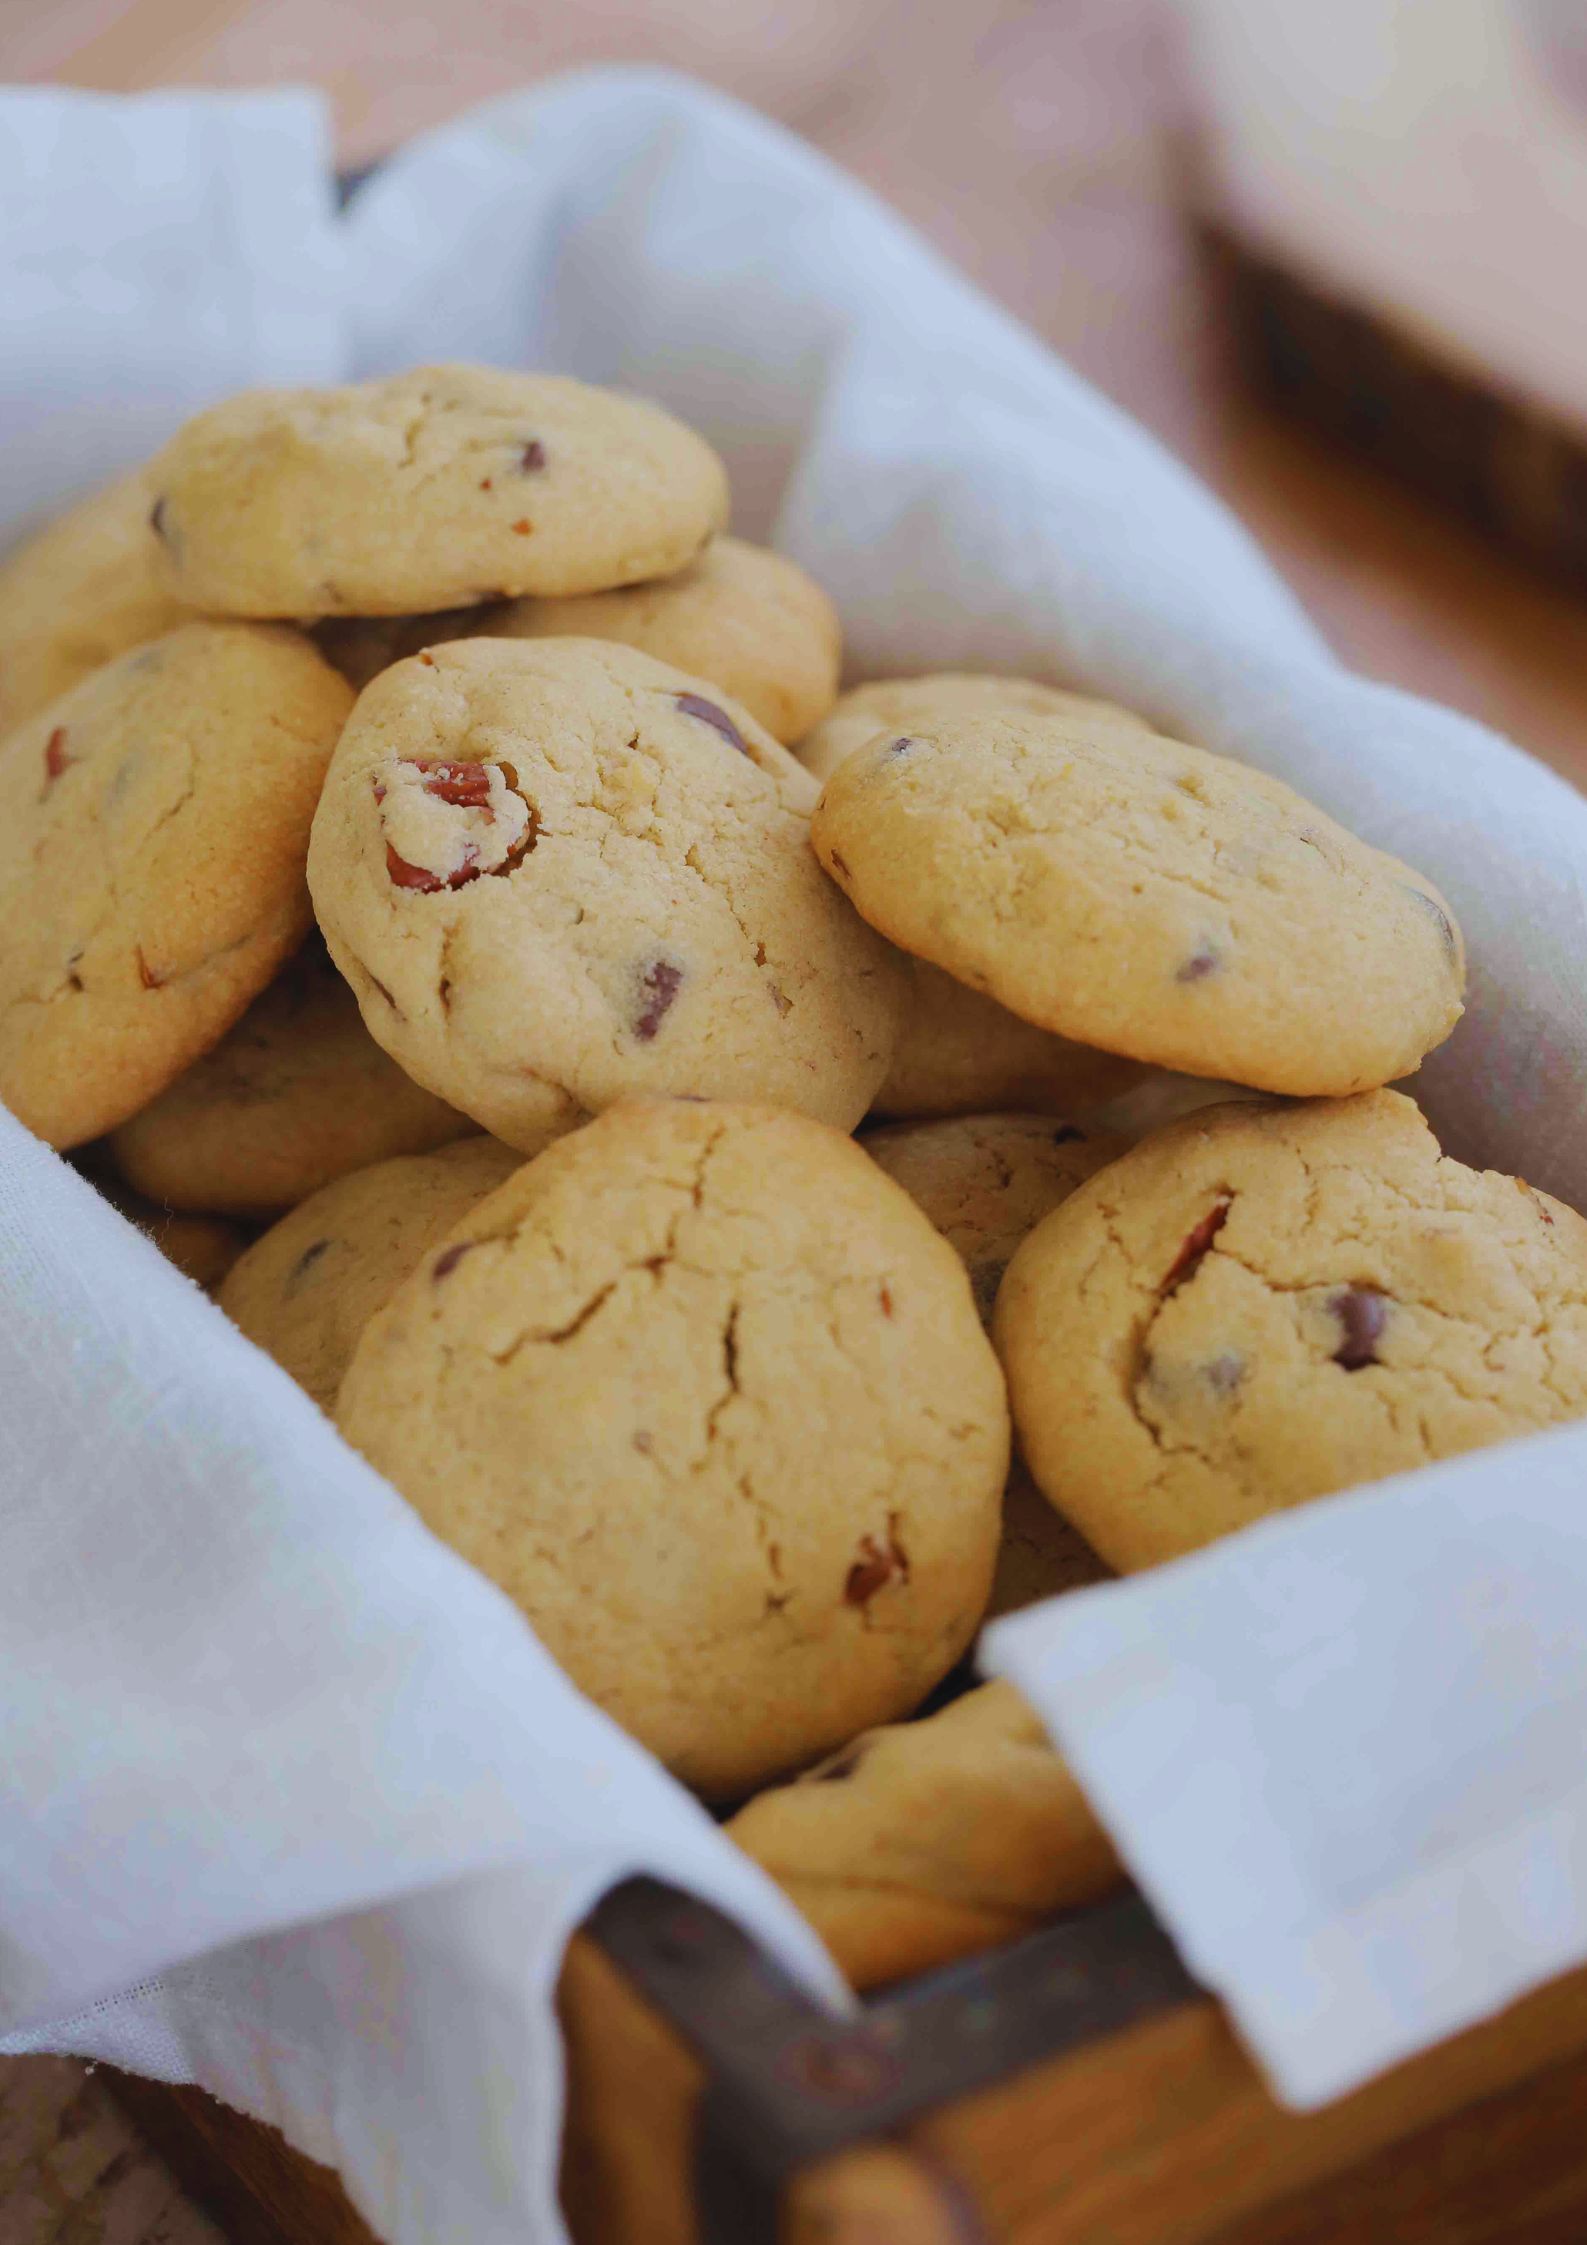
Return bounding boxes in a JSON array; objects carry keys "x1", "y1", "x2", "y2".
[{"x1": 584, "y1": 1875, "x2": 1202, "y2": 2245}]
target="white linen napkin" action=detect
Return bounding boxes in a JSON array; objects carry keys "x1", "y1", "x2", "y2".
[{"x1": 3, "y1": 66, "x2": 1587, "y2": 2244}]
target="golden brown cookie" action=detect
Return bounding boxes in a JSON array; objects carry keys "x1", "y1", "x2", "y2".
[
  {"x1": 308, "y1": 638, "x2": 905, "y2": 1151},
  {"x1": 864, "y1": 1109, "x2": 1128, "y2": 1326},
  {"x1": 109, "y1": 939, "x2": 477, "y2": 1216},
  {"x1": 219, "y1": 1136, "x2": 522, "y2": 1410},
  {"x1": 0, "y1": 623, "x2": 354, "y2": 1147},
  {"x1": 147, "y1": 364, "x2": 729, "y2": 617},
  {"x1": 813, "y1": 708, "x2": 1465, "y2": 1096},
  {"x1": 996, "y1": 1090, "x2": 1587, "y2": 1572},
  {"x1": 336, "y1": 1100, "x2": 1009, "y2": 1799},
  {"x1": 727, "y1": 1681, "x2": 1121, "y2": 1990},
  {"x1": 796, "y1": 671, "x2": 1144, "y2": 784},
  {"x1": 0, "y1": 468, "x2": 190, "y2": 737},
  {"x1": 873, "y1": 958, "x2": 1142, "y2": 1121}
]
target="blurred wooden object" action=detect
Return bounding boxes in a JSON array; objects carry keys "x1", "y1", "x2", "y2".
[{"x1": 6, "y1": 2, "x2": 1587, "y2": 2238}]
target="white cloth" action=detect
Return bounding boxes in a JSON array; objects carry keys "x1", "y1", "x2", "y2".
[{"x1": 2, "y1": 65, "x2": 1586, "y2": 2244}]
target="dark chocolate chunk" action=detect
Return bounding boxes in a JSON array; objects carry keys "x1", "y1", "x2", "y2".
[
  {"x1": 286, "y1": 1238, "x2": 333, "y2": 1291},
  {"x1": 844, "y1": 1528, "x2": 909, "y2": 1607},
  {"x1": 520, "y1": 439, "x2": 547, "y2": 472},
  {"x1": 432, "y1": 1241, "x2": 476, "y2": 1282},
  {"x1": 633, "y1": 957, "x2": 684, "y2": 1042},
  {"x1": 1331, "y1": 1285, "x2": 1388, "y2": 1370},
  {"x1": 674, "y1": 691, "x2": 748, "y2": 756},
  {"x1": 1176, "y1": 946, "x2": 1221, "y2": 984}
]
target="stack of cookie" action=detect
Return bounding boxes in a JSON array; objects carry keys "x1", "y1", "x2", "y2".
[{"x1": 5, "y1": 362, "x2": 1585, "y2": 1991}]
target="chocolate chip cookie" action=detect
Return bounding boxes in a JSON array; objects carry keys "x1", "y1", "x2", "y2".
[
  {"x1": 146, "y1": 364, "x2": 729, "y2": 618},
  {"x1": 727, "y1": 1681, "x2": 1121, "y2": 1990},
  {"x1": 875, "y1": 958, "x2": 1142, "y2": 1120},
  {"x1": 308, "y1": 638, "x2": 905, "y2": 1150},
  {"x1": 109, "y1": 938, "x2": 477, "y2": 1216},
  {"x1": 996, "y1": 1090, "x2": 1587, "y2": 1571},
  {"x1": 864, "y1": 1110, "x2": 1128, "y2": 1327},
  {"x1": 0, "y1": 622, "x2": 353, "y2": 1147},
  {"x1": 812, "y1": 707, "x2": 1465, "y2": 1096},
  {"x1": 219, "y1": 1135, "x2": 522, "y2": 1409},
  {"x1": 797, "y1": 670, "x2": 1145, "y2": 784},
  {"x1": 336, "y1": 1099, "x2": 1008, "y2": 1799},
  {"x1": 0, "y1": 468, "x2": 190, "y2": 737}
]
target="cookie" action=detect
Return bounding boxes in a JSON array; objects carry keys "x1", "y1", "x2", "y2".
[
  {"x1": 0, "y1": 622, "x2": 354, "y2": 1148},
  {"x1": 987, "y1": 1458, "x2": 1109, "y2": 1617},
  {"x1": 996, "y1": 1090, "x2": 1587, "y2": 1572},
  {"x1": 812, "y1": 709, "x2": 1465, "y2": 1096},
  {"x1": 336, "y1": 1099, "x2": 1009, "y2": 1799},
  {"x1": 797, "y1": 670, "x2": 1146, "y2": 784},
  {"x1": 727, "y1": 1681, "x2": 1121, "y2": 1991},
  {"x1": 864, "y1": 1110, "x2": 1128, "y2": 1326},
  {"x1": 82, "y1": 1159, "x2": 250, "y2": 1291},
  {"x1": 109, "y1": 938, "x2": 477, "y2": 1217},
  {"x1": 321, "y1": 538, "x2": 842, "y2": 747},
  {"x1": 307, "y1": 638, "x2": 905, "y2": 1151},
  {"x1": 875, "y1": 958, "x2": 1142, "y2": 1121},
  {"x1": 219, "y1": 1135, "x2": 522, "y2": 1410},
  {"x1": 147, "y1": 364, "x2": 729, "y2": 618},
  {"x1": 0, "y1": 468, "x2": 190, "y2": 737}
]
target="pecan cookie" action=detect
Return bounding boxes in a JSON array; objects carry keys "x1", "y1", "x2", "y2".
[
  {"x1": 796, "y1": 670, "x2": 1145, "y2": 784},
  {"x1": 146, "y1": 364, "x2": 728, "y2": 618},
  {"x1": 219, "y1": 1135, "x2": 522, "y2": 1410},
  {"x1": 875, "y1": 958, "x2": 1141, "y2": 1120},
  {"x1": 996, "y1": 1090, "x2": 1587, "y2": 1572},
  {"x1": 813, "y1": 709, "x2": 1465, "y2": 1095},
  {"x1": 322, "y1": 537, "x2": 842, "y2": 747},
  {"x1": 109, "y1": 938, "x2": 476, "y2": 1216},
  {"x1": 308, "y1": 638, "x2": 905, "y2": 1150},
  {"x1": 336, "y1": 1099, "x2": 1009, "y2": 1799},
  {"x1": 0, "y1": 468, "x2": 189, "y2": 737},
  {"x1": 728, "y1": 1681, "x2": 1121, "y2": 1990},
  {"x1": 0, "y1": 622, "x2": 353, "y2": 1147}
]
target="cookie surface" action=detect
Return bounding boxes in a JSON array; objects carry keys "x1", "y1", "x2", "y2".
[
  {"x1": 813, "y1": 710, "x2": 1465, "y2": 1096},
  {"x1": 0, "y1": 622, "x2": 353, "y2": 1147},
  {"x1": 147, "y1": 364, "x2": 729, "y2": 618},
  {"x1": 109, "y1": 938, "x2": 476, "y2": 1216},
  {"x1": 0, "y1": 468, "x2": 190, "y2": 737},
  {"x1": 865, "y1": 1109, "x2": 1128, "y2": 1326},
  {"x1": 336, "y1": 1099, "x2": 1008, "y2": 1799},
  {"x1": 797, "y1": 670, "x2": 1143, "y2": 784},
  {"x1": 308, "y1": 638, "x2": 904, "y2": 1150},
  {"x1": 875, "y1": 958, "x2": 1141, "y2": 1120},
  {"x1": 220, "y1": 1135, "x2": 522, "y2": 1409},
  {"x1": 996, "y1": 1090, "x2": 1587, "y2": 1572},
  {"x1": 727, "y1": 1681, "x2": 1120, "y2": 1990}
]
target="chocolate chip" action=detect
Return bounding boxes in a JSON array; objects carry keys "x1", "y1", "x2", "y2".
[
  {"x1": 1205, "y1": 1350, "x2": 1245, "y2": 1395},
  {"x1": 41, "y1": 727, "x2": 71, "y2": 791},
  {"x1": 148, "y1": 497, "x2": 169, "y2": 542},
  {"x1": 432, "y1": 1241, "x2": 476, "y2": 1282},
  {"x1": 885, "y1": 734, "x2": 921, "y2": 757},
  {"x1": 1176, "y1": 946, "x2": 1221, "y2": 983},
  {"x1": 1401, "y1": 883, "x2": 1459, "y2": 964},
  {"x1": 844, "y1": 1528, "x2": 909, "y2": 1606},
  {"x1": 520, "y1": 439, "x2": 547, "y2": 472},
  {"x1": 1051, "y1": 1124, "x2": 1085, "y2": 1146},
  {"x1": 634, "y1": 957, "x2": 684, "y2": 1041},
  {"x1": 1161, "y1": 1196, "x2": 1232, "y2": 1294},
  {"x1": 675, "y1": 692, "x2": 748, "y2": 756},
  {"x1": 1331, "y1": 1285, "x2": 1388, "y2": 1370},
  {"x1": 286, "y1": 1238, "x2": 332, "y2": 1291},
  {"x1": 414, "y1": 760, "x2": 494, "y2": 810}
]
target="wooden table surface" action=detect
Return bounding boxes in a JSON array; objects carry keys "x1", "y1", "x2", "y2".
[{"x1": 4, "y1": 2, "x2": 1585, "y2": 2238}]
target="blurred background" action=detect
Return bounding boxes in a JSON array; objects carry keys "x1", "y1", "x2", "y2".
[{"x1": 7, "y1": 0, "x2": 1587, "y2": 781}]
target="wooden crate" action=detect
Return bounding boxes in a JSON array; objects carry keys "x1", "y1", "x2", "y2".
[{"x1": 111, "y1": 1877, "x2": 1587, "y2": 2244}]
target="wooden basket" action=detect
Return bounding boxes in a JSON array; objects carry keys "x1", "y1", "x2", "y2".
[{"x1": 111, "y1": 1874, "x2": 1587, "y2": 2243}]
